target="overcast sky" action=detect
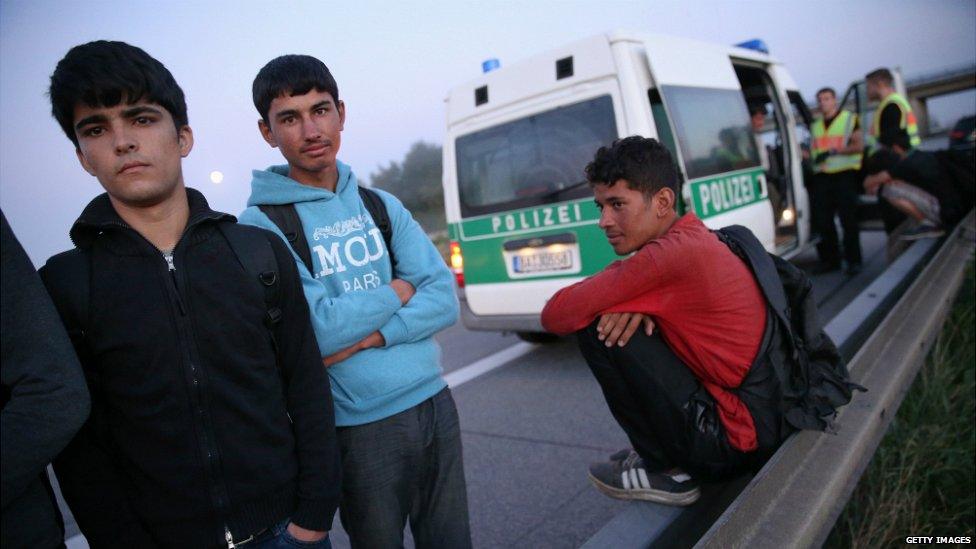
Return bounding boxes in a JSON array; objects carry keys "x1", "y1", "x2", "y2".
[{"x1": 2, "y1": 0, "x2": 974, "y2": 265}]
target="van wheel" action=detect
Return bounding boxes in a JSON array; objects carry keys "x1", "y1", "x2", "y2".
[{"x1": 516, "y1": 331, "x2": 559, "y2": 343}]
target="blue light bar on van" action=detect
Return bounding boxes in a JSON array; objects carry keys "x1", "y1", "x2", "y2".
[
  {"x1": 735, "y1": 39, "x2": 769, "y2": 54},
  {"x1": 482, "y1": 58, "x2": 500, "y2": 73}
]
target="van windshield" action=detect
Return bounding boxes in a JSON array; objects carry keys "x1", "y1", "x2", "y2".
[{"x1": 455, "y1": 95, "x2": 617, "y2": 217}]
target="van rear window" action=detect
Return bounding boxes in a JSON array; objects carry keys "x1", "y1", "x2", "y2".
[
  {"x1": 660, "y1": 86, "x2": 760, "y2": 180},
  {"x1": 455, "y1": 95, "x2": 617, "y2": 218}
]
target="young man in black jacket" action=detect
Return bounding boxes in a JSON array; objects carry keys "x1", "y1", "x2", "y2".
[
  {"x1": 39, "y1": 41, "x2": 341, "y2": 548},
  {"x1": 2, "y1": 210, "x2": 89, "y2": 549}
]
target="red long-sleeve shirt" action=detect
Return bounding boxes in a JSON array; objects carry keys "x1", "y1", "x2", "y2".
[{"x1": 541, "y1": 213, "x2": 767, "y2": 451}]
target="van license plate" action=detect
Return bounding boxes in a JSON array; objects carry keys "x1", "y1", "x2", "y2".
[{"x1": 512, "y1": 250, "x2": 573, "y2": 273}]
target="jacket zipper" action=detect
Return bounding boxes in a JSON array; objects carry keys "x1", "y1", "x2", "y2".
[
  {"x1": 162, "y1": 226, "x2": 236, "y2": 539},
  {"x1": 162, "y1": 251, "x2": 186, "y2": 314}
]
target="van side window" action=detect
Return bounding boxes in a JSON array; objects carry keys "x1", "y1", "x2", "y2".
[
  {"x1": 648, "y1": 89, "x2": 679, "y2": 161},
  {"x1": 659, "y1": 86, "x2": 760, "y2": 180}
]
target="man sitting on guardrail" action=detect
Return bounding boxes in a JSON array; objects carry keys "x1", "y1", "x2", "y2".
[{"x1": 541, "y1": 136, "x2": 861, "y2": 506}]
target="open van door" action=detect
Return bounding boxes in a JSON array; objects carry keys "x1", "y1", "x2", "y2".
[
  {"x1": 759, "y1": 64, "x2": 810, "y2": 253},
  {"x1": 641, "y1": 35, "x2": 776, "y2": 250}
]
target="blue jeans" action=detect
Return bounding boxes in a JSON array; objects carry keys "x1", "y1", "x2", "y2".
[
  {"x1": 249, "y1": 519, "x2": 332, "y2": 549},
  {"x1": 337, "y1": 388, "x2": 472, "y2": 549}
]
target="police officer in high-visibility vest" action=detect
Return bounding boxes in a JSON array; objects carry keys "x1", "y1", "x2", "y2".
[
  {"x1": 809, "y1": 87, "x2": 864, "y2": 275},
  {"x1": 865, "y1": 67, "x2": 921, "y2": 154},
  {"x1": 864, "y1": 67, "x2": 922, "y2": 234}
]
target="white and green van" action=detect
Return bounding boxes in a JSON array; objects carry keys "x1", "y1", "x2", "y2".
[{"x1": 443, "y1": 31, "x2": 818, "y2": 338}]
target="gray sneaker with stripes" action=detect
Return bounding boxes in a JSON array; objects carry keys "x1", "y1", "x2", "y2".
[{"x1": 587, "y1": 450, "x2": 700, "y2": 506}]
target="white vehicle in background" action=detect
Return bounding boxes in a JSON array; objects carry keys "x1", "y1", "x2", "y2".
[{"x1": 442, "y1": 31, "x2": 818, "y2": 338}]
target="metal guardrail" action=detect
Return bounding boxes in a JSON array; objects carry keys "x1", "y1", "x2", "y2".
[
  {"x1": 584, "y1": 211, "x2": 975, "y2": 549},
  {"x1": 696, "y1": 210, "x2": 975, "y2": 548}
]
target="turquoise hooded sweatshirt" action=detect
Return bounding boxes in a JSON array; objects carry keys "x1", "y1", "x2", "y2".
[{"x1": 239, "y1": 162, "x2": 458, "y2": 426}]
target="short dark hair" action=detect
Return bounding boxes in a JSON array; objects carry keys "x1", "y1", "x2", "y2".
[
  {"x1": 252, "y1": 55, "x2": 339, "y2": 122},
  {"x1": 816, "y1": 87, "x2": 836, "y2": 99},
  {"x1": 49, "y1": 41, "x2": 188, "y2": 147},
  {"x1": 865, "y1": 68, "x2": 894, "y2": 87},
  {"x1": 585, "y1": 136, "x2": 682, "y2": 207},
  {"x1": 748, "y1": 102, "x2": 766, "y2": 117}
]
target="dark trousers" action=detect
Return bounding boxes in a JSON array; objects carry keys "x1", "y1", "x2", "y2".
[
  {"x1": 336, "y1": 388, "x2": 472, "y2": 549},
  {"x1": 812, "y1": 170, "x2": 862, "y2": 266},
  {"x1": 577, "y1": 323, "x2": 778, "y2": 480}
]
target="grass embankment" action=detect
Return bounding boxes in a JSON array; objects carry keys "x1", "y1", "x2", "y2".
[{"x1": 826, "y1": 262, "x2": 975, "y2": 547}]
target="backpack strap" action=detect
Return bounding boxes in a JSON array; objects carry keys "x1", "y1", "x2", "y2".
[
  {"x1": 358, "y1": 186, "x2": 397, "y2": 273},
  {"x1": 713, "y1": 226, "x2": 792, "y2": 330},
  {"x1": 258, "y1": 204, "x2": 315, "y2": 275},
  {"x1": 39, "y1": 248, "x2": 92, "y2": 349},
  {"x1": 217, "y1": 223, "x2": 282, "y2": 333},
  {"x1": 258, "y1": 188, "x2": 397, "y2": 276}
]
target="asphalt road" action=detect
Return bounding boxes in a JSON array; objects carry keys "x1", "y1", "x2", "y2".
[{"x1": 60, "y1": 230, "x2": 890, "y2": 549}]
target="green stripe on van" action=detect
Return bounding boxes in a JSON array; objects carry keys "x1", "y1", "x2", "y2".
[
  {"x1": 687, "y1": 167, "x2": 766, "y2": 218},
  {"x1": 451, "y1": 168, "x2": 767, "y2": 285},
  {"x1": 452, "y1": 220, "x2": 616, "y2": 285},
  {"x1": 451, "y1": 198, "x2": 616, "y2": 285},
  {"x1": 458, "y1": 198, "x2": 599, "y2": 240}
]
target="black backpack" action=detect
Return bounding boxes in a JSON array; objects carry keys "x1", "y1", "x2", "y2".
[
  {"x1": 714, "y1": 225, "x2": 864, "y2": 433},
  {"x1": 258, "y1": 186, "x2": 396, "y2": 275}
]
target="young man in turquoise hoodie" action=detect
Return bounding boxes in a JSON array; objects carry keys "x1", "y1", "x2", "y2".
[{"x1": 239, "y1": 55, "x2": 471, "y2": 548}]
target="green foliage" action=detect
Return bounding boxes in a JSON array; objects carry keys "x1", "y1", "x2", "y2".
[
  {"x1": 370, "y1": 141, "x2": 445, "y2": 233},
  {"x1": 826, "y1": 262, "x2": 976, "y2": 548}
]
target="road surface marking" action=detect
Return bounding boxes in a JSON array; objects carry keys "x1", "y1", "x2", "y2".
[{"x1": 443, "y1": 342, "x2": 537, "y2": 388}]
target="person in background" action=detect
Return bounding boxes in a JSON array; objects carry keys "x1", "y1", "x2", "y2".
[
  {"x1": 864, "y1": 67, "x2": 936, "y2": 236},
  {"x1": 809, "y1": 87, "x2": 864, "y2": 275},
  {"x1": 749, "y1": 103, "x2": 771, "y2": 171},
  {"x1": 864, "y1": 67, "x2": 920, "y2": 155},
  {"x1": 2, "y1": 210, "x2": 89, "y2": 549},
  {"x1": 750, "y1": 102, "x2": 784, "y2": 223},
  {"x1": 863, "y1": 129, "x2": 964, "y2": 240}
]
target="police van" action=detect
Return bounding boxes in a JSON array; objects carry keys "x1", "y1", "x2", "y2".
[{"x1": 442, "y1": 31, "x2": 818, "y2": 338}]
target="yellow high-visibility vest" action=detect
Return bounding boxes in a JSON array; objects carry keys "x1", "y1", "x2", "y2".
[
  {"x1": 811, "y1": 110, "x2": 862, "y2": 173},
  {"x1": 868, "y1": 92, "x2": 921, "y2": 151}
]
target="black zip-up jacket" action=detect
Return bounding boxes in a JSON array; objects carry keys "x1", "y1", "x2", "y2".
[{"x1": 39, "y1": 189, "x2": 340, "y2": 548}]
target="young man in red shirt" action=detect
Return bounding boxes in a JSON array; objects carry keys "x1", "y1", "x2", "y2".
[{"x1": 541, "y1": 137, "x2": 790, "y2": 505}]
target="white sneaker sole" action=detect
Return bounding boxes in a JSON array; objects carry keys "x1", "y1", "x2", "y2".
[{"x1": 587, "y1": 471, "x2": 701, "y2": 506}]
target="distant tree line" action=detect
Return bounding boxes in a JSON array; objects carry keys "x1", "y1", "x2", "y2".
[{"x1": 370, "y1": 141, "x2": 445, "y2": 233}]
